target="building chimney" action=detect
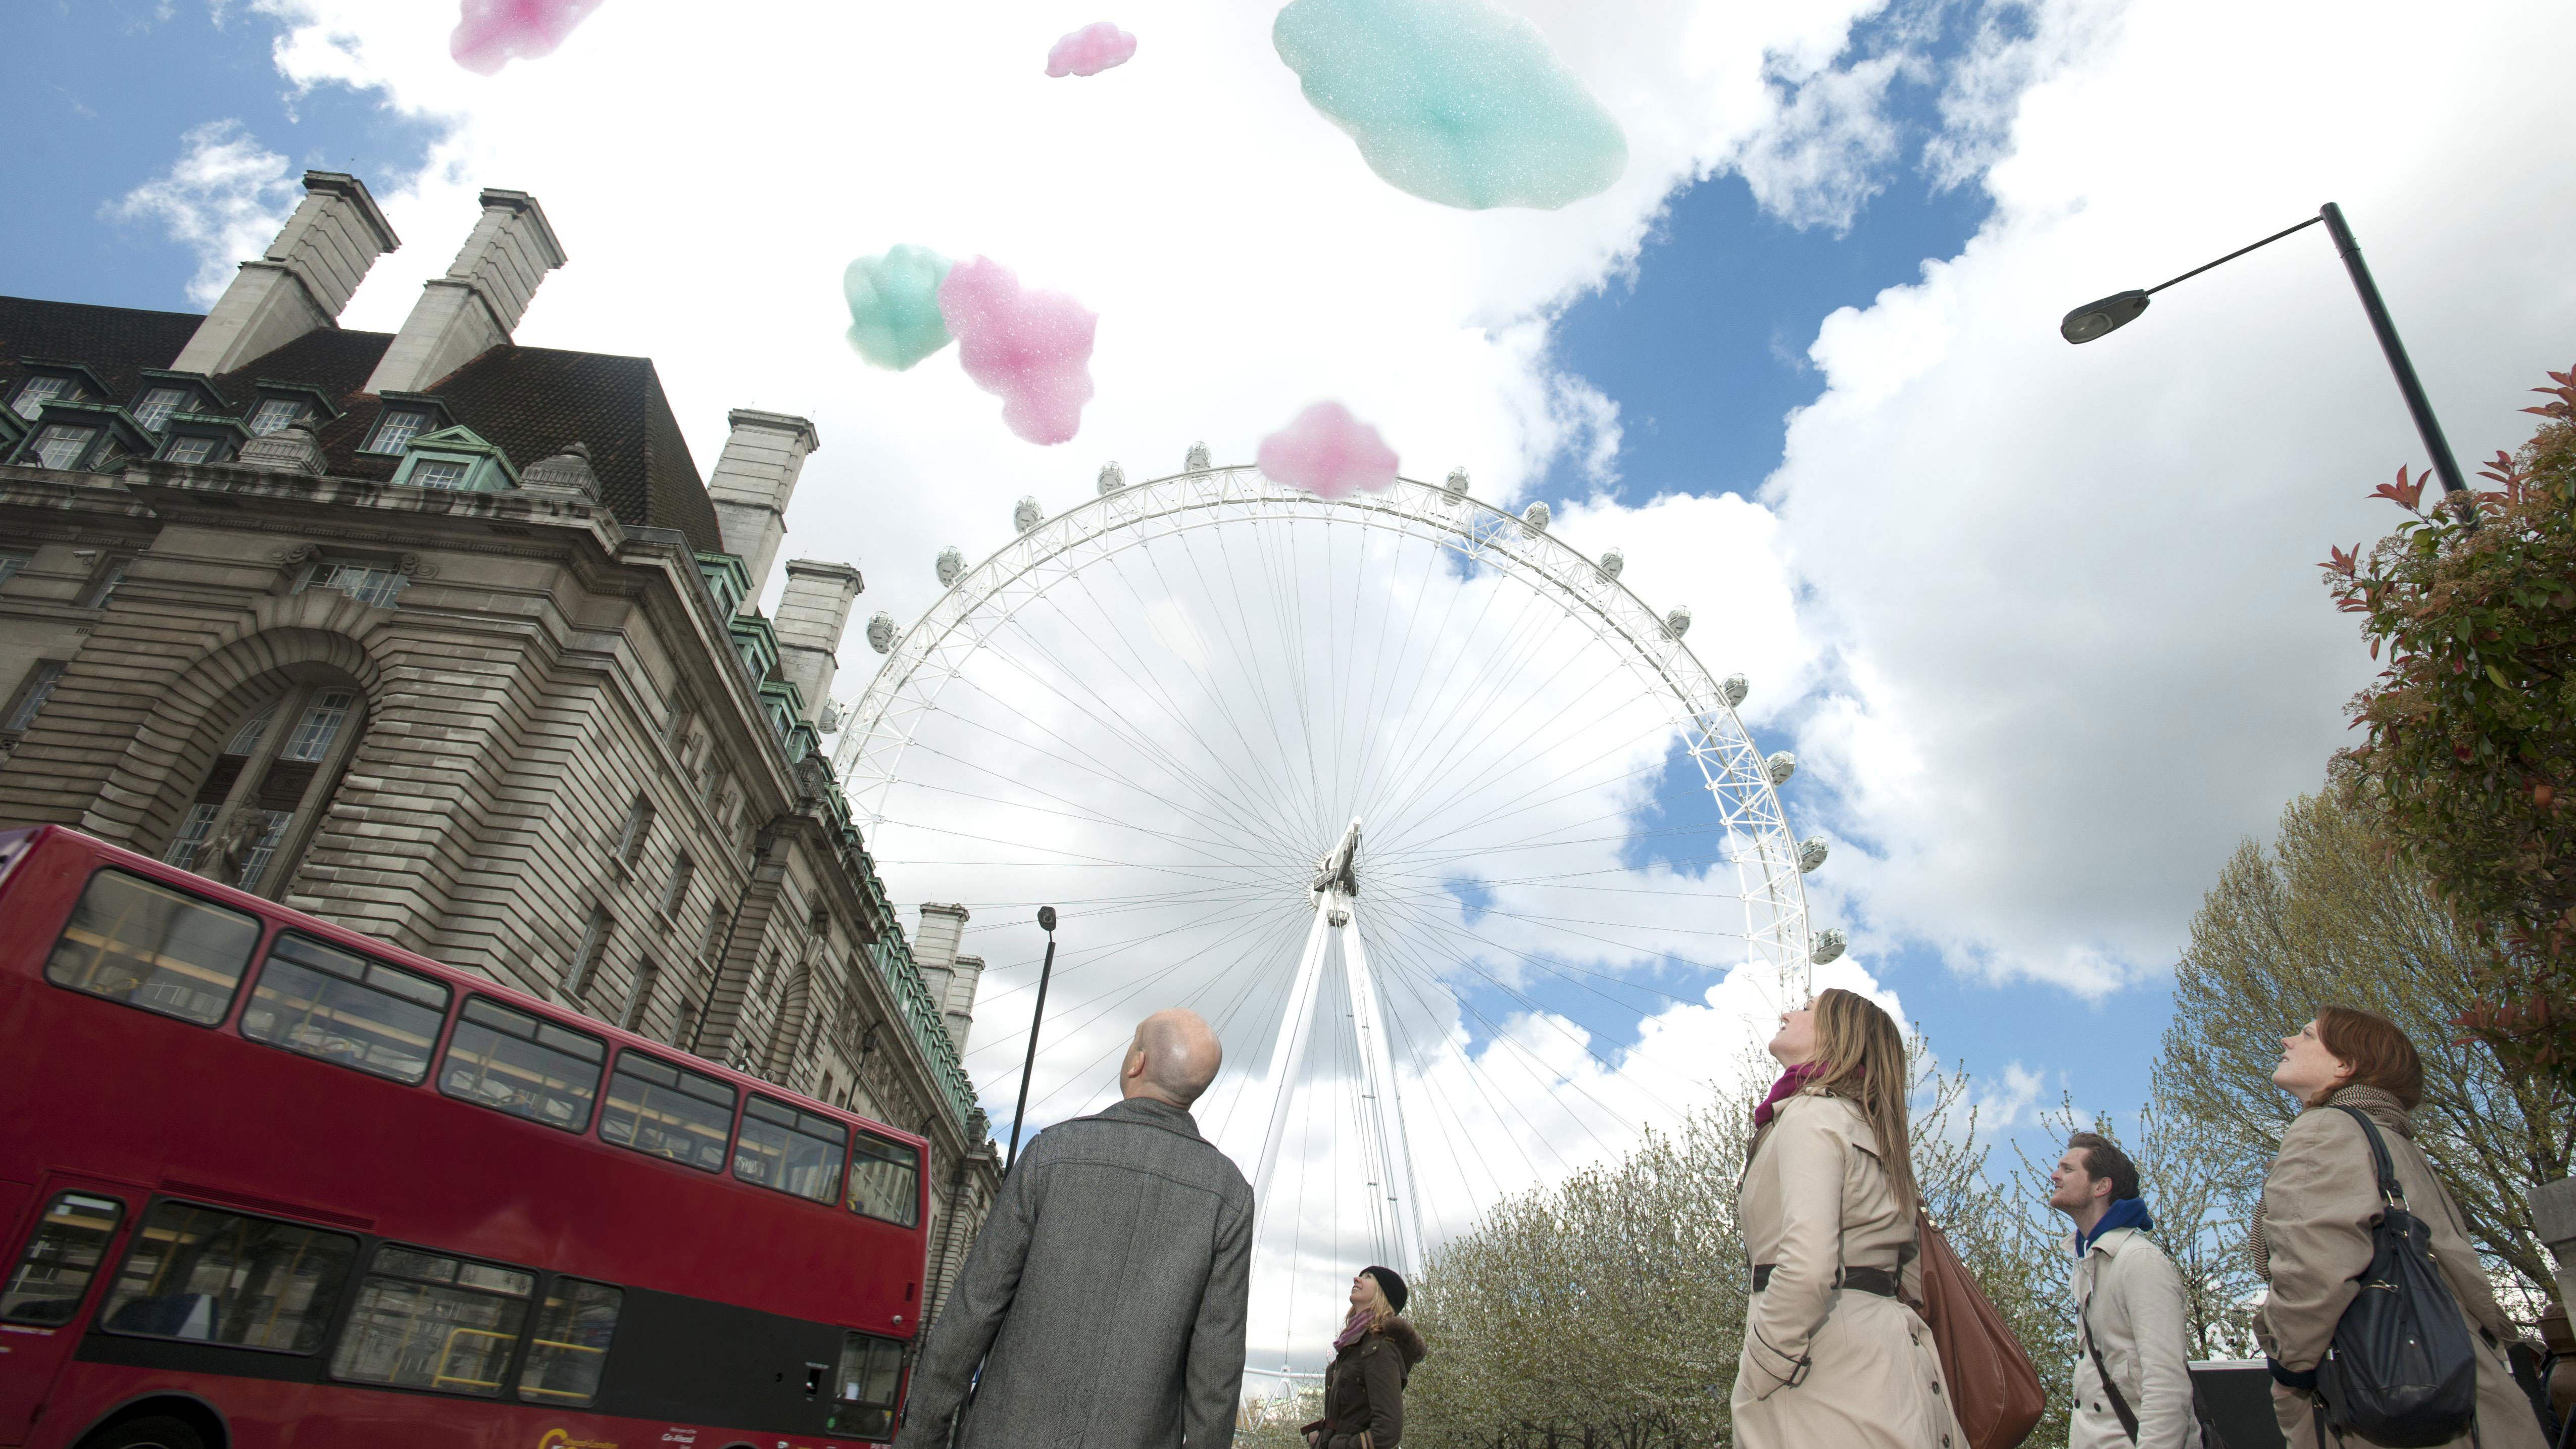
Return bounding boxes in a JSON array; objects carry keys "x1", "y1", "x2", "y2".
[
  {"x1": 173, "y1": 171, "x2": 399, "y2": 377},
  {"x1": 942, "y1": 953, "x2": 983, "y2": 1054},
  {"x1": 912, "y1": 902, "x2": 967, "y2": 1025},
  {"x1": 773, "y1": 560, "x2": 863, "y2": 722},
  {"x1": 707, "y1": 411, "x2": 820, "y2": 603},
  {"x1": 363, "y1": 188, "x2": 566, "y2": 396}
]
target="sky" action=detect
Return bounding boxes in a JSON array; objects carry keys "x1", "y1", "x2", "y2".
[{"x1": 12, "y1": 0, "x2": 2576, "y2": 1370}]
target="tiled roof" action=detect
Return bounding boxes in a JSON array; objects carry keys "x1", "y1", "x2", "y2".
[{"x1": 0, "y1": 295, "x2": 721, "y2": 553}]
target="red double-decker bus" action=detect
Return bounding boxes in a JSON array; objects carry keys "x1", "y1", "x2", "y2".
[{"x1": 0, "y1": 825, "x2": 931, "y2": 1449}]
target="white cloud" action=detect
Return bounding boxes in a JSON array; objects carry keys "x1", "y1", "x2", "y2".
[{"x1": 106, "y1": 119, "x2": 298, "y2": 306}]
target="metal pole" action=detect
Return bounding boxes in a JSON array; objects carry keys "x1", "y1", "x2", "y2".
[
  {"x1": 1006, "y1": 907, "x2": 1057, "y2": 1170},
  {"x1": 2317, "y1": 203, "x2": 2471, "y2": 506}
]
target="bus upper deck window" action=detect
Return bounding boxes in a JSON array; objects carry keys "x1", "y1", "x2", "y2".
[
  {"x1": 438, "y1": 997, "x2": 605, "y2": 1132},
  {"x1": 45, "y1": 869, "x2": 260, "y2": 1025},
  {"x1": 242, "y1": 933, "x2": 452, "y2": 1085},
  {"x1": 600, "y1": 1050, "x2": 736, "y2": 1172},
  {"x1": 847, "y1": 1132, "x2": 920, "y2": 1228},
  {"x1": 1, "y1": 1192, "x2": 125, "y2": 1325},
  {"x1": 736, "y1": 1094, "x2": 849, "y2": 1203}
]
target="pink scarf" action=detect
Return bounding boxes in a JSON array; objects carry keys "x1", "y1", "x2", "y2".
[
  {"x1": 1753, "y1": 1062, "x2": 1827, "y2": 1128},
  {"x1": 1332, "y1": 1308, "x2": 1371, "y2": 1352}
]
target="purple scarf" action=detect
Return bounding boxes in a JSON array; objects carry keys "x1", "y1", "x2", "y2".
[
  {"x1": 1332, "y1": 1308, "x2": 1371, "y2": 1352},
  {"x1": 1753, "y1": 1062, "x2": 1827, "y2": 1128}
]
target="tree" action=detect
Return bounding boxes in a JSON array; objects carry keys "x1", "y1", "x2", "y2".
[
  {"x1": 2322, "y1": 363, "x2": 2576, "y2": 1088},
  {"x1": 2154, "y1": 788, "x2": 2573, "y2": 1316}
]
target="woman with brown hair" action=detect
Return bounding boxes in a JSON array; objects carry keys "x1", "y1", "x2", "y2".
[
  {"x1": 1304, "y1": 1266, "x2": 1425, "y2": 1449},
  {"x1": 1733, "y1": 987, "x2": 1965, "y2": 1448},
  {"x1": 2255, "y1": 1006, "x2": 2544, "y2": 1447}
]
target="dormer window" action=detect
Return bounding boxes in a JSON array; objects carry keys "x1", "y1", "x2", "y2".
[
  {"x1": 12, "y1": 376, "x2": 70, "y2": 420},
  {"x1": 132, "y1": 388, "x2": 190, "y2": 432},
  {"x1": 410, "y1": 458, "x2": 469, "y2": 489},
  {"x1": 388, "y1": 425, "x2": 517, "y2": 492},
  {"x1": 246, "y1": 397, "x2": 306, "y2": 436},
  {"x1": 163, "y1": 434, "x2": 225, "y2": 465},
  {"x1": 367, "y1": 408, "x2": 433, "y2": 455},
  {"x1": 27, "y1": 424, "x2": 96, "y2": 470}
]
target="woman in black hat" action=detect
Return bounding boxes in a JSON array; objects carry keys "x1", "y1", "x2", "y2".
[{"x1": 1303, "y1": 1266, "x2": 1426, "y2": 1449}]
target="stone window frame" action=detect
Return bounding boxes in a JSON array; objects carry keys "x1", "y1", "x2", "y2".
[
  {"x1": 74, "y1": 554, "x2": 134, "y2": 610},
  {"x1": 619, "y1": 956, "x2": 661, "y2": 1033},
  {"x1": 610, "y1": 793, "x2": 655, "y2": 877},
  {"x1": 1, "y1": 660, "x2": 68, "y2": 734},
  {"x1": 0, "y1": 552, "x2": 30, "y2": 590},
  {"x1": 161, "y1": 673, "x2": 371, "y2": 901},
  {"x1": 565, "y1": 906, "x2": 614, "y2": 1000}
]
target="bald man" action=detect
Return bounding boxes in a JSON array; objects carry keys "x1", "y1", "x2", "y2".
[{"x1": 897, "y1": 1009, "x2": 1253, "y2": 1449}]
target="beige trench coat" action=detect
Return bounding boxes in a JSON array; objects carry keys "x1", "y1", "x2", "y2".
[
  {"x1": 1732, "y1": 1089, "x2": 1966, "y2": 1449},
  {"x1": 2253, "y1": 1096, "x2": 2544, "y2": 1449},
  {"x1": 2065, "y1": 1225, "x2": 2196, "y2": 1449}
]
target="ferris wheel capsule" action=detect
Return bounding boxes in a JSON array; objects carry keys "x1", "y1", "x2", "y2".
[
  {"x1": 1015, "y1": 496, "x2": 1043, "y2": 533},
  {"x1": 1521, "y1": 501, "x2": 1550, "y2": 536},
  {"x1": 1764, "y1": 751, "x2": 1796, "y2": 785},
  {"x1": 1445, "y1": 467, "x2": 1470, "y2": 496},
  {"x1": 1598, "y1": 547, "x2": 1623, "y2": 580},
  {"x1": 1098, "y1": 462, "x2": 1126, "y2": 495},
  {"x1": 1721, "y1": 673, "x2": 1749, "y2": 709},
  {"x1": 1797, "y1": 835, "x2": 1829, "y2": 873},
  {"x1": 1185, "y1": 442, "x2": 1212, "y2": 472},
  {"x1": 1664, "y1": 606, "x2": 1692, "y2": 639},
  {"x1": 865, "y1": 611, "x2": 897, "y2": 654},
  {"x1": 935, "y1": 547, "x2": 964, "y2": 586},
  {"x1": 1811, "y1": 928, "x2": 1847, "y2": 965}
]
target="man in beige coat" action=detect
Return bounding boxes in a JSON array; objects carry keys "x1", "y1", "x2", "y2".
[{"x1": 2048, "y1": 1131, "x2": 2196, "y2": 1449}]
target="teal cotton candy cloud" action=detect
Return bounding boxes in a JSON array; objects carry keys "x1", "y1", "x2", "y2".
[
  {"x1": 1272, "y1": 0, "x2": 1627, "y2": 211},
  {"x1": 843, "y1": 245, "x2": 955, "y2": 370}
]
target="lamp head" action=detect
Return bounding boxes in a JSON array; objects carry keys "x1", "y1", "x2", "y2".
[
  {"x1": 2059, "y1": 289, "x2": 2151, "y2": 344},
  {"x1": 1037, "y1": 905, "x2": 1057, "y2": 933}
]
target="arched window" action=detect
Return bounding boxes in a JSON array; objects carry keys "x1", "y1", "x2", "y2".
[{"x1": 162, "y1": 675, "x2": 368, "y2": 898}]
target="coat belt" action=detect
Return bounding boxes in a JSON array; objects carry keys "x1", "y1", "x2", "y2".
[{"x1": 1751, "y1": 1263, "x2": 1899, "y2": 1297}]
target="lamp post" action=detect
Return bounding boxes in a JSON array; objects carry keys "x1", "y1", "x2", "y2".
[
  {"x1": 2059, "y1": 202, "x2": 2470, "y2": 517},
  {"x1": 1005, "y1": 905, "x2": 1057, "y2": 1171}
]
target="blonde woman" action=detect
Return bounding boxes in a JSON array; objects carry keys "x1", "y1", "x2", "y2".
[
  {"x1": 2254, "y1": 1007, "x2": 2543, "y2": 1448},
  {"x1": 1304, "y1": 1267, "x2": 1425, "y2": 1449},
  {"x1": 1733, "y1": 988, "x2": 1965, "y2": 1449}
]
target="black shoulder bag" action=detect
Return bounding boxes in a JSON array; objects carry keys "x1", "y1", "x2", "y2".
[
  {"x1": 2077, "y1": 1282, "x2": 2228, "y2": 1447},
  {"x1": 2307, "y1": 1105, "x2": 2480, "y2": 1448}
]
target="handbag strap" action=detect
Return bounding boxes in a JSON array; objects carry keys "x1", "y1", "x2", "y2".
[
  {"x1": 2329, "y1": 1104, "x2": 2407, "y2": 1210},
  {"x1": 2078, "y1": 1289, "x2": 2142, "y2": 1443}
]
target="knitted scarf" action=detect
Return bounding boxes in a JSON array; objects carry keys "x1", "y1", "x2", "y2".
[
  {"x1": 1332, "y1": 1307, "x2": 1372, "y2": 1353},
  {"x1": 1753, "y1": 1062, "x2": 1827, "y2": 1128},
  {"x1": 2249, "y1": 1083, "x2": 2414, "y2": 1281}
]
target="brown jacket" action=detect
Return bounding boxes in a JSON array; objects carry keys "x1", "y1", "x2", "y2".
[
  {"x1": 1731, "y1": 1089, "x2": 1965, "y2": 1449},
  {"x1": 2252, "y1": 1090, "x2": 2544, "y2": 1449},
  {"x1": 1304, "y1": 1318, "x2": 1425, "y2": 1449}
]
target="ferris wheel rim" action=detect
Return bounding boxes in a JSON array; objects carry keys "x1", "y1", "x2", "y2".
[{"x1": 831, "y1": 464, "x2": 1814, "y2": 978}]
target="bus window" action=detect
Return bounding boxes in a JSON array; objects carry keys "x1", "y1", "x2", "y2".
[
  {"x1": 1, "y1": 1193, "x2": 124, "y2": 1325},
  {"x1": 241, "y1": 933, "x2": 452, "y2": 1084},
  {"x1": 330, "y1": 1244, "x2": 535, "y2": 1397},
  {"x1": 44, "y1": 869, "x2": 260, "y2": 1025},
  {"x1": 736, "y1": 1094, "x2": 848, "y2": 1204},
  {"x1": 98, "y1": 1201, "x2": 355, "y2": 1352},
  {"x1": 825, "y1": 1331, "x2": 905, "y2": 1440},
  {"x1": 847, "y1": 1132, "x2": 920, "y2": 1228},
  {"x1": 516, "y1": 1277, "x2": 622, "y2": 1407},
  {"x1": 439, "y1": 996, "x2": 605, "y2": 1132},
  {"x1": 599, "y1": 1050, "x2": 735, "y2": 1172}
]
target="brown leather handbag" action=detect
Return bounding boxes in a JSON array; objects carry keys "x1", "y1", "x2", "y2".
[{"x1": 1915, "y1": 1207, "x2": 2044, "y2": 1449}]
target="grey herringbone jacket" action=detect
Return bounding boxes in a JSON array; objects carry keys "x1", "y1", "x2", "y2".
[{"x1": 895, "y1": 1096, "x2": 1254, "y2": 1449}]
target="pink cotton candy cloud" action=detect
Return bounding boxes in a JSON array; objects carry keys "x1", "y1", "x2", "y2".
[
  {"x1": 937, "y1": 258, "x2": 1098, "y2": 446},
  {"x1": 1047, "y1": 22, "x2": 1138, "y2": 77},
  {"x1": 1257, "y1": 402, "x2": 1399, "y2": 498},
  {"x1": 451, "y1": 0, "x2": 606, "y2": 74}
]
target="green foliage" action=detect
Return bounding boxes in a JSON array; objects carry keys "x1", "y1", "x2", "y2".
[{"x1": 2323, "y1": 364, "x2": 2576, "y2": 1086}]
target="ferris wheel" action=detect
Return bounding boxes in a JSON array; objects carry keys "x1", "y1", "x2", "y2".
[{"x1": 830, "y1": 451, "x2": 1836, "y2": 1380}]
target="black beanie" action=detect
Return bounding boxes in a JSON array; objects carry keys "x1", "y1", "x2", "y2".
[{"x1": 1364, "y1": 1265, "x2": 1408, "y2": 1316}]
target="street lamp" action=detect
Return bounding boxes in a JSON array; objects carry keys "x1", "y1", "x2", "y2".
[
  {"x1": 2060, "y1": 202, "x2": 2470, "y2": 514},
  {"x1": 1006, "y1": 905, "x2": 1057, "y2": 1171}
]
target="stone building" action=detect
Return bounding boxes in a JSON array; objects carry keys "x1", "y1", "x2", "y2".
[{"x1": 0, "y1": 172, "x2": 999, "y2": 1313}]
